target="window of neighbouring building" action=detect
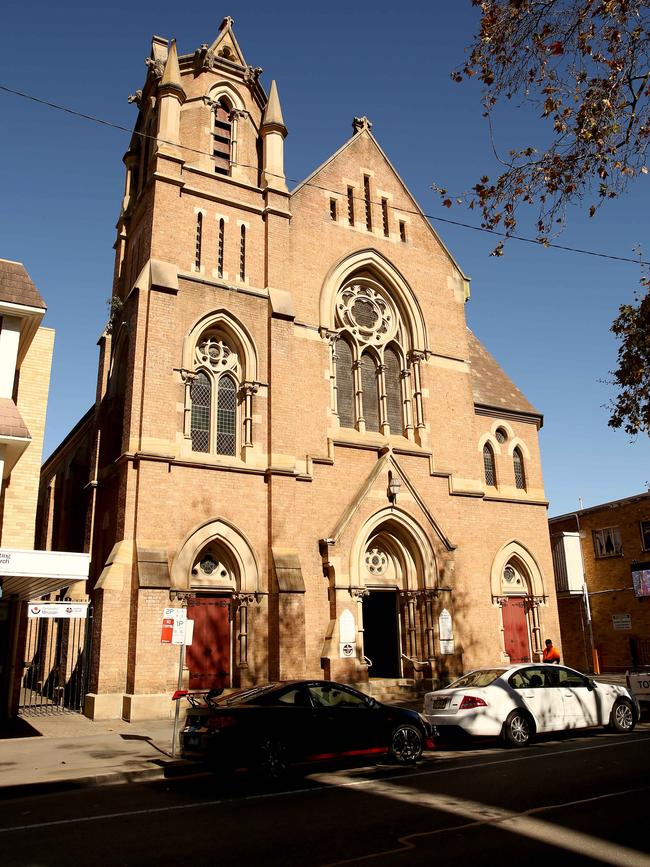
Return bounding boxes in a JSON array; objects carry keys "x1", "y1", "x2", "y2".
[
  {"x1": 593, "y1": 526, "x2": 623, "y2": 558},
  {"x1": 641, "y1": 520, "x2": 650, "y2": 551}
]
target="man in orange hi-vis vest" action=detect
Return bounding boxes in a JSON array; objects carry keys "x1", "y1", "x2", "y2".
[{"x1": 543, "y1": 638, "x2": 561, "y2": 664}]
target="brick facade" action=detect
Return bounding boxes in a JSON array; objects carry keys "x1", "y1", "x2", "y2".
[
  {"x1": 38, "y1": 21, "x2": 561, "y2": 720},
  {"x1": 550, "y1": 493, "x2": 650, "y2": 672}
]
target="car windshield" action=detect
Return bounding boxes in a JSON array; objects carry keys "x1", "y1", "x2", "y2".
[
  {"x1": 447, "y1": 669, "x2": 506, "y2": 689},
  {"x1": 215, "y1": 684, "x2": 278, "y2": 706}
]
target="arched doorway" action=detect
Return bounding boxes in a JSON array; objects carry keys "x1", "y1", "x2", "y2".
[
  {"x1": 186, "y1": 546, "x2": 236, "y2": 690},
  {"x1": 490, "y1": 544, "x2": 546, "y2": 663},
  {"x1": 353, "y1": 513, "x2": 439, "y2": 679},
  {"x1": 170, "y1": 518, "x2": 261, "y2": 690},
  {"x1": 362, "y1": 590, "x2": 400, "y2": 678}
]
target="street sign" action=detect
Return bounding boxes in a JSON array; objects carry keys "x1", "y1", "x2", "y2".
[
  {"x1": 161, "y1": 608, "x2": 193, "y2": 646},
  {"x1": 439, "y1": 608, "x2": 455, "y2": 655},
  {"x1": 612, "y1": 613, "x2": 632, "y2": 630},
  {"x1": 28, "y1": 602, "x2": 88, "y2": 619},
  {"x1": 161, "y1": 617, "x2": 174, "y2": 643}
]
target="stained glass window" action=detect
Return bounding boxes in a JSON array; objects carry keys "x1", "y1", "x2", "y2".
[
  {"x1": 335, "y1": 339, "x2": 355, "y2": 428},
  {"x1": 483, "y1": 443, "x2": 496, "y2": 486},
  {"x1": 384, "y1": 347, "x2": 402, "y2": 434},
  {"x1": 216, "y1": 375, "x2": 237, "y2": 456},
  {"x1": 361, "y1": 354, "x2": 379, "y2": 433},
  {"x1": 190, "y1": 371, "x2": 210, "y2": 452},
  {"x1": 513, "y1": 447, "x2": 526, "y2": 489}
]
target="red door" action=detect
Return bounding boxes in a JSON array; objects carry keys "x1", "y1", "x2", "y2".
[
  {"x1": 502, "y1": 597, "x2": 531, "y2": 663},
  {"x1": 186, "y1": 595, "x2": 231, "y2": 690}
]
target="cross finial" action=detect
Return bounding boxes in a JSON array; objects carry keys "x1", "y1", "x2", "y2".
[
  {"x1": 220, "y1": 16, "x2": 234, "y2": 31},
  {"x1": 352, "y1": 116, "x2": 373, "y2": 134}
]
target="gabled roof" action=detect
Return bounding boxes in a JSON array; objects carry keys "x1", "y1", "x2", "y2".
[
  {"x1": 207, "y1": 16, "x2": 247, "y2": 66},
  {"x1": 0, "y1": 259, "x2": 46, "y2": 310},
  {"x1": 291, "y1": 126, "x2": 470, "y2": 292},
  {"x1": 467, "y1": 329, "x2": 541, "y2": 420}
]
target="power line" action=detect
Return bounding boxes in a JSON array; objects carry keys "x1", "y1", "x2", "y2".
[{"x1": 1, "y1": 83, "x2": 648, "y2": 267}]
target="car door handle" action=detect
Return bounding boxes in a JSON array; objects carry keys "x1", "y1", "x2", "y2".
[{"x1": 562, "y1": 691, "x2": 574, "y2": 697}]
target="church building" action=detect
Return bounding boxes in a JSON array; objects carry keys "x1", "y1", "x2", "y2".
[{"x1": 38, "y1": 18, "x2": 561, "y2": 720}]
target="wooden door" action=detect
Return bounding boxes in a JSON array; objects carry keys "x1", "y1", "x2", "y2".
[
  {"x1": 502, "y1": 597, "x2": 531, "y2": 663},
  {"x1": 186, "y1": 596, "x2": 231, "y2": 690}
]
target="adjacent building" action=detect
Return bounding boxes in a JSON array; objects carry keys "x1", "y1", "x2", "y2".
[
  {"x1": 39, "y1": 19, "x2": 560, "y2": 721},
  {"x1": 549, "y1": 492, "x2": 650, "y2": 673}
]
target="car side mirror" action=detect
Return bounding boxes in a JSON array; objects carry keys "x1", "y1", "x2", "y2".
[
  {"x1": 366, "y1": 697, "x2": 378, "y2": 709},
  {"x1": 587, "y1": 678, "x2": 597, "y2": 690}
]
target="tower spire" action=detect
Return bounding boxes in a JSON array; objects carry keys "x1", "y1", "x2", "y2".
[
  {"x1": 157, "y1": 39, "x2": 186, "y2": 155},
  {"x1": 261, "y1": 80, "x2": 288, "y2": 192}
]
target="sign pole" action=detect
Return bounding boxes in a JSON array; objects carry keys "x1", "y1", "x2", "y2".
[{"x1": 171, "y1": 641, "x2": 184, "y2": 759}]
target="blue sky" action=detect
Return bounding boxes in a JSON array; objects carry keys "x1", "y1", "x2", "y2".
[{"x1": 1, "y1": 1, "x2": 648, "y2": 516}]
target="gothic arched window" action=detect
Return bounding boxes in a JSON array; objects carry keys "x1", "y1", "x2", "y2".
[
  {"x1": 483, "y1": 443, "x2": 497, "y2": 486},
  {"x1": 513, "y1": 447, "x2": 526, "y2": 490},
  {"x1": 332, "y1": 279, "x2": 412, "y2": 437},
  {"x1": 190, "y1": 335, "x2": 240, "y2": 456}
]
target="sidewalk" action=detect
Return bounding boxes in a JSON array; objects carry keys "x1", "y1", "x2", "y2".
[{"x1": 0, "y1": 710, "x2": 189, "y2": 798}]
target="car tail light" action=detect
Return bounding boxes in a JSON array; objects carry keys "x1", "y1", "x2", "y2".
[
  {"x1": 172, "y1": 690, "x2": 188, "y2": 701},
  {"x1": 459, "y1": 695, "x2": 488, "y2": 709},
  {"x1": 208, "y1": 715, "x2": 237, "y2": 730}
]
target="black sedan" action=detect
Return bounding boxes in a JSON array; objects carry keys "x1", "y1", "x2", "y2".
[{"x1": 174, "y1": 680, "x2": 434, "y2": 777}]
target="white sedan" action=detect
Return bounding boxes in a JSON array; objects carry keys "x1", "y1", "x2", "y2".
[{"x1": 423, "y1": 664, "x2": 638, "y2": 746}]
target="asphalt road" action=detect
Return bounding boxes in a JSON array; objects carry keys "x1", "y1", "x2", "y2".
[{"x1": 3, "y1": 724, "x2": 650, "y2": 867}]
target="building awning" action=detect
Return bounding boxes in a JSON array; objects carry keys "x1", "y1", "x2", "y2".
[{"x1": 0, "y1": 548, "x2": 89, "y2": 601}]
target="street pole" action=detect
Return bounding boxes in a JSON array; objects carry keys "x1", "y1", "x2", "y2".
[{"x1": 171, "y1": 640, "x2": 184, "y2": 759}]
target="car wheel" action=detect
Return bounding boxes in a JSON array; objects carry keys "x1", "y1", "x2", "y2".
[
  {"x1": 390, "y1": 724, "x2": 423, "y2": 763},
  {"x1": 608, "y1": 699, "x2": 636, "y2": 733},
  {"x1": 257, "y1": 737, "x2": 289, "y2": 780},
  {"x1": 502, "y1": 710, "x2": 532, "y2": 747}
]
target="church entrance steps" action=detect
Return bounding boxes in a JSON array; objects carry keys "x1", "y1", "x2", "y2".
[{"x1": 359, "y1": 678, "x2": 433, "y2": 705}]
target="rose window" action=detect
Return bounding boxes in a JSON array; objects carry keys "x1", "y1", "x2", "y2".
[
  {"x1": 196, "y1": 337, "x2": 238, "y2": 372},
  {"x1": 337, "y1": 283, "x2": 396, "y2": 346},
  {"x1": 365, "y1": 547, "x2": 388, "y2": 576}
]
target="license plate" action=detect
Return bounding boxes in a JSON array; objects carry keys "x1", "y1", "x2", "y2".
[{"x1": 430, "y1": 698, "x2": 448, "y2": 709}]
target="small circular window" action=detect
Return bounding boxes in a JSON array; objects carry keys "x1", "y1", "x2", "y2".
[
  {"x1": 365, "y1": 548, "x2": 388, "y2": 576},
  {"x1": 495, "y1": 428, "x2": 507, "y2": 444},
  {"x1": 200, "y1": 556, "x2": 218, "y2": 575}
]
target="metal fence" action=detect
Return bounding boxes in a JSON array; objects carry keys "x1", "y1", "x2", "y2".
[{"x1": 19, "y1": 607, "x2": 93, "y2": 715}]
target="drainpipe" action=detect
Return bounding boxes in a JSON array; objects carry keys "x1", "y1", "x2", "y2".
[{"x1": 573, "y1": 511, "x2": 597, "y2": 674}]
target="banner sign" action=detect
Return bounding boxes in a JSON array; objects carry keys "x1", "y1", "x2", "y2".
[{"x1": 28, "y1": 602, "x2": 89, "y2": 619}]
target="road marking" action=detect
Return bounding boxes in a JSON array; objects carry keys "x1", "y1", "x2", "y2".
[
  {"x1": 0, "y1": 732, "x2": 649, "y2": 834},
  {"x1": 311, "y1": 775, "x2": 650, "y2": 867}
]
